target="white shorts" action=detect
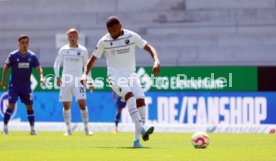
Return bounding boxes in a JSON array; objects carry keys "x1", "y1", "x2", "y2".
[
  {"x1": 108, "y1": 68, "x2": 145, "y2": 100},
  {"x1": 59, "y1": 82, "x2": 86, "y2": 102}
]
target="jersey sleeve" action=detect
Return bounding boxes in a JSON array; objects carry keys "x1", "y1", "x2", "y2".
[
  {"x1": 133, "y1": 32, "x2": 148, "y2": 49},
  {"x1": 54, "y1": 49, "x2": 63, "y2": 77},
  {"x1": 93, "y1": 40, "x2": 105, "y2": 59},
  {"x1": 32, "y1": 55, "x2": 40, "y2": 67},
  {"x1": 5, "y1": 54, "x2": 13, "y2": 67}
]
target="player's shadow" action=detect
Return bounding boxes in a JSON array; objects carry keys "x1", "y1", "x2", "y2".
[{"x1": 95, "y1": 147, "x2": 152, "y2": 149}]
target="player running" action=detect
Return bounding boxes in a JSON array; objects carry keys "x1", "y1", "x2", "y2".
[
  {"x1": 112, "y1": 91, "x2": 126, "y2": 133},
  {"x1": 1, "y1": 35, "x2": 44, "y2": 135},
  {"x1": 54, "y1": 28, "x2": 93, "y2": 136},
  {"x1": 82, "y1": 16, "x2": 160, "y2": 148}
]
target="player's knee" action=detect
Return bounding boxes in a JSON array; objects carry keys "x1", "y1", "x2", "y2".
[
  {"x1": 63, "y1": 102, "x2": 71, "y2": 110},
  {"x1": 77, "y1": 99, "x2": 86, "y2": 110},
  {"x1": 26, "y1": 105, "x2": 33, "y2": 111},
  {"x1": 118, "y1": 108, "x2": 123, "y2": 113},
  {"x1": 136, "y1": 98, "x2": 146, "y2": 108},
  {"x1": 124, "y1": 92, "x2": 134, "y2": 101},
  {"x1": 8, "y1": 103, "x2": 16, "y2": 110}
]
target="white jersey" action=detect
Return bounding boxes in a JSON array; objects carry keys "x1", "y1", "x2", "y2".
[
  {"x1": 54, "y1": 44, "x2": 89, "y2": 78},
  {"x1": 93, "y1": 29, "x2": 147, "y2": 72}
]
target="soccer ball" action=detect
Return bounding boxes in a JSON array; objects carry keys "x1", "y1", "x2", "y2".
[{"x1": 191, "y1": 131, "x2": 209, "y2": 148}]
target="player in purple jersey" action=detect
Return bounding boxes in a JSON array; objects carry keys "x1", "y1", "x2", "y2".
[
  {"x1": 1, "y1": 35, "x2": 44, "y2": 135},
  {"x1": 112, "y1": 91, "x2": 126, "y2": 133}
]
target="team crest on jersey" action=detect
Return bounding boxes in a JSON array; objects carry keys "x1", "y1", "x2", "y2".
[
  {"x1": 77, "y1": 52, "x2": 81, "y2": 56},
  {"x1": 110, "y1": 42, "x2": 113, "y2": 46},
  {"x1": 125, "y1": 39, "x2": 130, "y2": 45},
  {"x1": 28, "y1": 58, "x2": 31, "y2": 62},
  {"x1": 17, "y1": 58, "x2": 19, "y2": 62}
]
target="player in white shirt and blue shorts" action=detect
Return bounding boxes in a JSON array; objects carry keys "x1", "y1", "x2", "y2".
[
  {"x1": 82, "y1": 16, "x2": 161, "y2": 148},
  {"x1": 54, "y1": 28, "x2": 93, "y2": 136}
]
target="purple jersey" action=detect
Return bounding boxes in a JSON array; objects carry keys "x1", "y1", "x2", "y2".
[{"x1": 5, "y1": 50, "x2": 40, "y2": 88}]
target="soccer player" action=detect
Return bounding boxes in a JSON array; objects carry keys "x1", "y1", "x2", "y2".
[
  {"x1": 82, "y1": 16, "x2": 160, "y2": 148},
  {"x1": 54, "y1": 28, "x2": 93, "y2": 136},
  {"x1": 1, "y1": 35, "x2": 44, "y2": 135},
  {"x1": 112, "y1": 91, "x2": 126, "y2": 133}
]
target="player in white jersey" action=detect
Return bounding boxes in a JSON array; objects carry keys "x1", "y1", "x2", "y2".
[
  {"x1": 82, "y1": 16, "x2": 160, "y2": 148},
  {"x1": 54, "y1": 28, "x2": 93, "y2": 136}
]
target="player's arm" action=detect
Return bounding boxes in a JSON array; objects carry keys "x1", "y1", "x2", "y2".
[
  {"x1": 81, "y1": 55, "x2": 97, "y2": 86},
  {"x1": 1, "y1": 65, "x2": 9, "y2": 89},
  {"x1": 53, "y1": 51, "x2": 63, "y2": 86},
  {"x1": 81, "y1": 40, "x2": 104, "y2": 86},
  {"x1": 1, "y1": 55, "x2": 12, "y2": 89},
  {"x1": 144, "y1": 44, "x2": 160, "y2": 76},
  {"x1": 32, "y1": 55, "x2": 44, "y2": 86},
  {"x1": 37, "y1": 66, "x2": 44, "y2": 86},
  {"x1": 83, "y1": 50, "x2": 94, "y2": 92}
]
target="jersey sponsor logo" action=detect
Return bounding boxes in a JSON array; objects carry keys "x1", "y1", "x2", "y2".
[
  {"x1": 18, "y1": 62, "x2": 30, "y2": 68},
  {"x1": 116, "y1": 48, "x2": 130, "y2": 55},
  {"x1": 0, "y1": 92, "x2": 17, "y2": 118},
  {"x1": 65, "y1": 57, "x2": 80, "y2": 62}
]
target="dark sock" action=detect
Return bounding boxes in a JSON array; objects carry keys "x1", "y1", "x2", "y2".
[
  {"x1": 3, "y1": 109, "x2": 14, "y2": 125},
  {"x1": 115, "y1": 112, "x2": 121, "y2": 127},
  {"x1": 27, "y1": 110, "x2": 35, "y2": 127}
]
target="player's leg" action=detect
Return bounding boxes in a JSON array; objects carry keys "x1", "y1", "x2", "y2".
[
  {"x1": 3, "y1": 87, "x2": 18, "y2": 135},
  {"x1": 59, "y1": 86, "x2": 73, "y2": 136},
  {"x1": 113, "y1": 98, "x2": 125, "y2": 133},
  {"x1": 109, "y1": 73, "x2": 152, "y2": 146},
  {"x1": 130, "y1": 73, "x2": 154, "y2": 146},
  {"x1": 77, "y1": 99, "x2": 93, "y2": 135},
  {"x1": 26, "y1": 105, "x2": 36, "y2": 135},
  {"x1": 2, "y1": 103, "x2": 16, "y2": 135},
  {"x1": 63, "y1": 102, "x2": 72, "y2": 136},
  {"x1": 19, "y1": 88, "x2": 36, "y2": 135},
  {"x1": 74, "y1": 86, "x2": 92, "y2": 135},
  {"x1": 109, "y1": 75, "x2": 143, "y2": 132}
]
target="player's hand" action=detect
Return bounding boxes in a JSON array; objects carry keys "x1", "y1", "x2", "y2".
[
  {"x1": 152, "y1": 61, "x2": 160, "y2": 77},
  {"x1": 80, "y1": 75, "x2": 87, "y2": 86},
  {"x1": 56, "y1": 77, "x2": 62, "y2": 87},
  {"x1": 40, "y1": 77, "x2": 45, "y2": 86},
  {"x1": 1, "y1": 81, "x2": 7, "y2": 90}
]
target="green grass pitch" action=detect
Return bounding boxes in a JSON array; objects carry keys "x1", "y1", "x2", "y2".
[{"x1": 0, "y1": 132, "x2": 275, "y2": 161}]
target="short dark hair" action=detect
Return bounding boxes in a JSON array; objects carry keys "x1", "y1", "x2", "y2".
[
  {"x1": 18, "y1": 35, "x2": 29, "y2": 42},
  {"x1": 106, "y1": 16, "x2": 120, "y2": 28}
]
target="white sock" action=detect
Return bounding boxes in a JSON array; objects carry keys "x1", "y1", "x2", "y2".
[
  {"x1": 63, "y1": 109, "x2": 71, "y2": 131},
  {"x1": 127, "y1": 97, "x2": 143, "y2": 133},
  {"x1": 135, "y1": 106, "x2": 146, "y2": 141},
  {"x1": 80, "y1": 107, "x2": 89, "y2": 128},
  {"x1": 138, "y1": 106, "x2": 146, "y2": 124}
]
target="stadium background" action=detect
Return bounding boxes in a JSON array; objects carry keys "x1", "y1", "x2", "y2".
[{"x1": 1, "y1": 0, "x2": 276, "y2": 132}]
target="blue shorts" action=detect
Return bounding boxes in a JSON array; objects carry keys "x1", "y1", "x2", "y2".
[
  {"x1": 8, "y1": 86, "x2": 33, "y2": 105},
  {"x1": 116, "y1": 97, "x2": 126, "y2": 108}
]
